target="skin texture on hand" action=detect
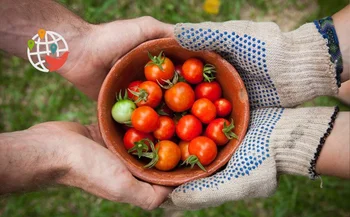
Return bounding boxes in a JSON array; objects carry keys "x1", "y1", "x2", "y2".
[
  {"x1": 58, "y1": 17, "x2": 173, "y2": 99},
  {"x1": 316, "y1": 112, "x2": 350, "y2": 179},
  {"x1": 0, "y1": 0, "x2": 173, "y2": 100},
  {"x1": 0, "y1": 122, "x2": 172, "y2": 210},
  {"x1": 333, "y1": 5, "x2": 349, "y2": 82}
]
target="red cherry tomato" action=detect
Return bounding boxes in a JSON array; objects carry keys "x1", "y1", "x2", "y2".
[
  {"x1": 205, "y1": 118, "x2": 237, "y2": 146},
  {"x1": 194, "y1": 81, "x2": 222, "y2": 102},
  {"x1": 123, "y1": 128, "x2": 154, "y2": 151},
  {"x1": 182, "y1": 58, "x2": 203, "y2": 84},
  {"x1": 176, "y1": 115, "x2": 202, "y2": 141},
  {"x1": 127, "y1": 80, "x2": 142, "y2": 99},
  {"x1": 189, "y1": 136, "x2": 217, "y2": 166},
  {"x1": 144, "y1": 53, "x2": 175, "y2": 84},
  {"x1": 164, "y1": 82, "x2": 195, "y2": 112},
  {"x1": 179, "y1": 140, "x2": 190, "y2": 162},
  {"x1": 214, "y1": 98, "x2": 232, "y2": 117},
  {"x1": 191, "y1": 98, "x2": 216, "y2": 124},
  {"x1": 132, "y1": 81, "x2": 162, "y2": 108},
  {"x1": 153, "y1": 116, "x2": 176, "y2": 140},
  {"x1": 131, "y1": 106, "x2": 159, "y2": 133}
]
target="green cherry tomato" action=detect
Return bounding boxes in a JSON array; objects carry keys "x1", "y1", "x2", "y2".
[{"x1": 111, "y1": 99, "x2": 136, "y2": 124}]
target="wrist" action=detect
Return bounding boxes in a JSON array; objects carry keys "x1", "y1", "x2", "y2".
[
  {"x1": 56, "y1": 22, "x2": 95, "y2": 76},
  {"x1": 270, "y1": 107, "x2": 339, "y2": 178},
  {"x1": 0, "y1": 126, "x2": 72, "y2": 194}
]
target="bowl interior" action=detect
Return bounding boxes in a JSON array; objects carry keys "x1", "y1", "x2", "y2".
[{"x1": 98, "y1": 38, "x2": 249, "y2": 186}]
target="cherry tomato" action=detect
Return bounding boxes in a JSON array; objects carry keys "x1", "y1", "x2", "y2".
[
  {"x1": 191, "y1": 98, "x2": 216, "y2": 124},
  {"x1": 131, "y1": 106, "x2": 159, "y2": 133},
  {"x1": 214, "y1": 98, "x2": 232, "y2": 117},
  {"x1": 176, "y1": 115, "x2": 202, "y2": 141},
  {"x1": 155, "y1": 140, "x2": 181, "y2": 171},
  {"x1": 205, "y1": 118, "x2": 237, "y2": 146},
  {"x1": 111, "y1": 91, "x2": 136, "y2": 124},
  {"x1": 123, "y1": 128, "x2": 155, "y2": 157},
  {"x1": 153, "y1": 116, "x2": 176, "y2": 140},
  {"x1": 127, "y1": 80, "x2": 142, "y2": 99},
  {"x1": 145, "y1": 52, "x2": 175, "y2": 84},
  {"x1": 195, "y1": 81, "x2": 222, "y2": 102},
  {"x1": 174, "y1": 64, "x2": 183, "y2": 76},
  {"x1": 179, "y1": 140, "x2": 190, "y2": 162},
  {"x1": 164, "y1": 82, "x2": 195, "y2": 112},
  {"x1": 132, "y1": 81, "x2": 162, "y2": 108},
  {"x1": 189, "y1": 136, "x2": 217, "y2": 166},
  {"x1": 182, "y1": 58, "x2": 203, "y2": 84}
]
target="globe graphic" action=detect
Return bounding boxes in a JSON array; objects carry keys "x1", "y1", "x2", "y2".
[{"x1": 27, "y1": 31, "x2": 69, "y2": 72}]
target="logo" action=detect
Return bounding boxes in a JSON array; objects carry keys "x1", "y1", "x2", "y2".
[{"x1": 27, "y1": 29, "x2": 69, "y2": 72}]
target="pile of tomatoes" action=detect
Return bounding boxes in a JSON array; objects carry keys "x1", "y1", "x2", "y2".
[{"x1": 111, "y1": 51, "x2": 237, "y2": 172}]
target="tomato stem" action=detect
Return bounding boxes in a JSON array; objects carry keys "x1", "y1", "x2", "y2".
[
  {"x1": 146, "y1": 51, "x2": 165, "y2": 71},
  {"x1": 203, "y1": 64, "x2": 216, "y2": 82},
  {"x1": 156, "y1": 103, "x2": 170, "y2": 116},
  {"x1": 128, "y1": 139, "x2": 150, "y2": 158},
  {"x1": 223, "y1": 119, "x2": 238, "y2": 140},
  {"x1": 157, "y1": 71, "x2": 179, "y2": 89},
  {"x1": 181, "y1": 155, "x2": 207, "y2": 172},
  {"x1": 135, "y1": 139, "x2": 160, "y2": 169},
  {"x1": 128, "y1": 88, "x2": 148, "y2": 104},
  {"x1": 116, "y1": 89, "x2": 129, "y2": 101}
]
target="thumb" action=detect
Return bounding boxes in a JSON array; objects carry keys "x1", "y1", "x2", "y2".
[
  {"x1": 134, "y1": 16, "x2": 174, "y2": 40},
  {"x1": 127, "y1": 181, "x2": 173, "y2": 210}
]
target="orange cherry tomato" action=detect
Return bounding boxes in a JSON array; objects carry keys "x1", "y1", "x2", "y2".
[
  {"x1": 132, "y1": 81, "x2": 162, "y2": 108},
  {"x1": 155, "y1": 140, "x2": 181, "y2": 171},
  {"x1": 179, "y1": 140, "x2": 190, "y2": 162},
  {"x1": 164, "y1": 82, "x2": 195, "y2": 112},
  {"x1": 182, "y1": 58, "x2": 203, "y2": 84},
  {"x1": 191, "y1": 98, "x2": 216, "y2": 124},
  {"x1": 131, "y1": 106, "x2": 159, "y2": 133},
  {"x1": 145, "y1": 53, "x2": 175, "y2": 84}
]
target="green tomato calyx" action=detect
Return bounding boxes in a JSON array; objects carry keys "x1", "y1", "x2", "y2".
[
  {"x1": 128, "y1": 139, "x2": 150, "y2": 158},
  {"x1": 181, "y1": 155, "x2": 206, "y2": 172},
  {"x1": 223, "y1": 119, "x2": 238, "y2": 140},
  {"x1": 203, "y1": 64, "x2": 216, "y2": 82},
  {"x1": 128, "y1": 88, "x2": 148, "y2": 104},
  {"x1": 146, "y1": 51, "x2": 165, "y2": 71}
]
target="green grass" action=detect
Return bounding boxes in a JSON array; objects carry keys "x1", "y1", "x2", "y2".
[{"x1": 1, "y1": 0, "x2": 349, "y2": 216}]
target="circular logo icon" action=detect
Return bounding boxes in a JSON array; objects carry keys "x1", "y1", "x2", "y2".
[{"x1": 27, "y1": 29, "x2": 69, "y2": 72}]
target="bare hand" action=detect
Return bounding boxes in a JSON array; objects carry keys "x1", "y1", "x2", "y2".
[{"x1": 0, "y1": 122, "x2": 172, "y2": 210}]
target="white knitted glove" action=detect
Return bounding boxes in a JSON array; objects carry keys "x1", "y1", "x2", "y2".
[
  {"x1": 163, "y1": 106, "x2": 338, "y2": 209},
  {"x1": 163, "y1": 18, "x2": 343, "y2": 210},
  {"x1": 174, "y1": 19, "x2": 342, "y2": 109}
]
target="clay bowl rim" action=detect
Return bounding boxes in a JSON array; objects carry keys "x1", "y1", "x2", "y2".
[{"x1": 97, "y1": 38, "x2": 250, "y2": 186}]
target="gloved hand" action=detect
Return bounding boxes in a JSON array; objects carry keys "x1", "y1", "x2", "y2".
[
  {"x1": 163, "y1": 17, "x2": 342, "y2": 209},
  {"x1": 174, "y1": 18, "x2": 342, "y2": 109}
]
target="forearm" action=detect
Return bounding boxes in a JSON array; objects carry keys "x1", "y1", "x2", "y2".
[
  {"x1": 0, "y1": 128, "x2": 70, "y2": 194},
  {"x1": 316, "y1": 112, "x2": 350, "y2": 179},
  {"x1": 0, "y1": 0, "x2": 91, "y2": 73},
  {"x1": 333, "y1": 5, "x2": 349, "y2": 82}
]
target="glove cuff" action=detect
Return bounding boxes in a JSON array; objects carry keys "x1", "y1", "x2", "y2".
[
  {"x1": 271, "y1": 107, "x2": 339, "y2": 178},
  {"x1": 313, "y1": 16, "x2": 343, "y2": 87}
]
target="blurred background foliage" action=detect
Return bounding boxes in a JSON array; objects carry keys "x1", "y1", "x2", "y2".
[{"x1": 0, "y1": 0, "x2": 349, "y2": 216}]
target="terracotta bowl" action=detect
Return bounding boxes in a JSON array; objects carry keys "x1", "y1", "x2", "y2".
[{"x1": 97, "y1": 38, "x2": 249, "y2": 186}]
